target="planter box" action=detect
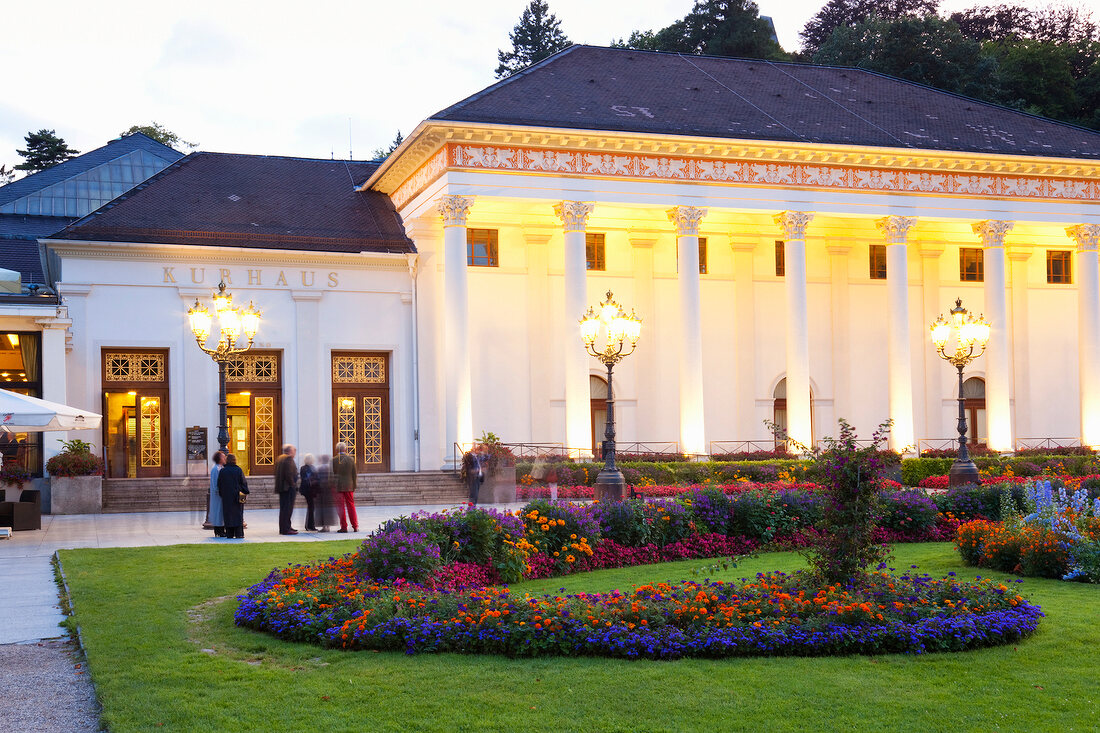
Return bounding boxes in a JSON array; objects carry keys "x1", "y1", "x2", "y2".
[
  {"x1": 50, "y1": 475, "x2": 103, "y2": 514},
  {"x1": 3, "y1": 481, "x2": 31, "y2": 503},
  {"x1": 481, "y1": 465, "x2": 517, "y2": 504}
]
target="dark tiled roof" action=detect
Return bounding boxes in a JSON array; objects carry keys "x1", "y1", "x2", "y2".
[
  {"x1": 0, "y1": 215, "x2": 70, "y2": 284},
  {"x1": 432, "y1": 45, "x2": 1100, "y2": 160},
  {"x1": 0, "y1": 133, "x2": 182, "y2": 207},
  {"x1": 54, "y1": 153, "x2": 414, "y2": 254}
]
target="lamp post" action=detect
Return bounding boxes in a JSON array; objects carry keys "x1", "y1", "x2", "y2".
[
  {"x1": 929, "y1": 298, "x2": 991, "y2": 487},
  {"x1": 187, "y1": 281, "x2": 262, "y2": 456},
  {"x1": 579, "y1": 290, "x2": 642, "y2": 502}
]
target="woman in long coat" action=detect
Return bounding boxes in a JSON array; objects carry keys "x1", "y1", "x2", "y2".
[
  {"x1": 209, "y1": 451, "x2": 226, "y2": 537},
  {"x1": 217, "y1": 453, "x2": 249, "y2": 539}
]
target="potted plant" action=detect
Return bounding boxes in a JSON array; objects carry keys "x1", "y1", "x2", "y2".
[
  {"x1": 0, "y1": 462, "x2": 32, "y2": 501},
  {"x1": 46, "y1": 438, "x2": 105, "y2": 514}
]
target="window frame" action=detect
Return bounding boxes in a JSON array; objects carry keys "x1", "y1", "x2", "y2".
[
  {"x1": 466, "y1": 228, "x2": 499, "y2": 267},
  {"x1": 698, "y1": 237, "x2": 708, "y2": 275},
  {"x1": 585, "y1": 232, "x2": 606, "y2": 271},
  {"x1": 775, "y1": 240, "x2": 785, "y2": 277},
  {"x1": 1046, "y1": 249, "x2": 1072, "y2": 284},
  {"x1": 869, "y1": 244, "x2": 887, "y2": 280},
  {"x1": 959, "y1": 247, "x2": 984, "y2": 282}
]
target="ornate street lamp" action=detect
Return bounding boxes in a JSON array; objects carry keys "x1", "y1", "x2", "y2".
[
  {"x1": 187, "y1": 281, "x2": 262, "y2": 455},
  {"x1": 580, "y1": 290, "x2": 642, "y2": 502},
  {"x1": 930, "y1": 298, "x2": 991, "y2": 487}
]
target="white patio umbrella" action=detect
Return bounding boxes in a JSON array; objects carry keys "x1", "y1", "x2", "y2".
[{"x1": 0, "y1": 389, "x2": 101, "y2": 432}]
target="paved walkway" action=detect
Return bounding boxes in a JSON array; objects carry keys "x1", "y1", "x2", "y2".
[{"x1": 0, "y1": 502, "x2": 525, "y2": 644}]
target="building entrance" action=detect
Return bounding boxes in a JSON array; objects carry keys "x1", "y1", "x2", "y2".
[
  {"x1": 224, "y1": 353, "x2": 282, "y2": 476},
  {"x1": 102, "y1": 350, "x2": 169, "y2": 478},
  {"x1": 331, "y1": 352, "x2": 390, "y2": 473}
]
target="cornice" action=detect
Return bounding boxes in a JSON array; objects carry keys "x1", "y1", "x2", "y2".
[
  {"x1": 42, "y1": 239, "x2": 410, "y2": 271},
  {"x1": 371, "y1": 121, "x2": 1100, "y2": 198}
]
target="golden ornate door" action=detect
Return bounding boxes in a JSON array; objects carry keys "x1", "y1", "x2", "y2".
[{"x1": 331, "y1": 352, "x2": 390, "y2": 473}]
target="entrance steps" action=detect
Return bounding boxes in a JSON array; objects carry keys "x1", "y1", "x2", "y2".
[{"x1": 101, "y1": 470, "x2": 467, "y2": 513}]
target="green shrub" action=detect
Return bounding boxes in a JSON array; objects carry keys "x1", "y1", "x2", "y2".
[{"x1": 901, "y1": 458, "x2": 953, "y2": 486}]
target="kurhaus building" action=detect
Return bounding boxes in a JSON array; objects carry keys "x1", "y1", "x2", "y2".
[{"x1": 35, "y1": 45, "x2": 1100, "y2": 482}]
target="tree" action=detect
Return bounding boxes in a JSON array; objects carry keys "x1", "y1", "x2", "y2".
[
  {"x1": 992, "y1": 40, "x2": 1080, "y2": 120},
  {"x1": 120, "y1": 122, "x2": 197, "y2": 150},
  {"x1": 949, "y1": 3, "x2": 1033, "y2": 42},
  {"x1": 0, "y1": 164, "x2": 15, "y2": 185},
  {"x1": 15, "y1": 129, "x2": 79, "y2": 172},
  {"x1": 799, "y1": 0, "x2": 940, "y2": 55},
  {"x1": 813, "y1": 14, "x2": 1000, "y2": 101},
  {"x1": 617, "y1": 0, "x2": 788, "y2": 60},
  {"x1": 495, "y1": 0, "x2": 571, "y2": 78},
  {"x1": 369, "y1": 130, "x2": 405, "y2": 161}
]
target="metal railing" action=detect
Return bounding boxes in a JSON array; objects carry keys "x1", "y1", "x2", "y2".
[
  {"x1": 595, "y1": 441, "x2": 681, "y2": 461},
  {"x1": 1015, "y1": 437, "x2": 1084, "y2": 452}
]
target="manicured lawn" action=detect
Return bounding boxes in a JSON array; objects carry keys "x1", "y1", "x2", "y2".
[{"x1": 60, "y1": 541, "x2": 1099, "y2": 732}]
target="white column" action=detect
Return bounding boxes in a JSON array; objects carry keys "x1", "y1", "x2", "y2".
[
  {"x1": 438, "y1": 195, "x2": 475, "y2": 467},
  {"x1": 775, "y1": 211, "x2": 814, "y2": 451},
  {"x1": 730, "y1": 236, "x2": 757, "y2": 439},
  {"x1": 292, "y1": 290, "x2": 323, "y2": 458},
  {"x1": 826, "y1": 243, "x2": 851, "y2": 430},
  {"x1": 876, "y1": 216, "x2": 918, "y2": 453},
  {"x1": 1007, "y1": 245, "x2": 1033, "y2": 440},
  {"x1": 37, "y1": 318, "x2": 70, "y2": 470},
  {"x1": 630, "y1": 234, "x2": 657, "y2": 442},
  {"x1": 525, "y1": 232, "x2": 552, "y2": 442},
  {"x1": 918, "y1": 243, "x2": 945, "y2": 443},
  {"x1": 973, "y1": 220, "x2": 1014, "y2": 452},
  {"x1": 554, "y1": 201, "x2": 594, "y2": 459},
  {"x1": 1067, "y1": 224, "x2": 1100, "y2": 448},
  {"x1": 668, "y1": 206, "x2": 708, "y2": 456}
]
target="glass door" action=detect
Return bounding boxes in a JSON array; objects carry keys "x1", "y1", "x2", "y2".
[{"x1": 103, "y1": 389, "x2": 168, "y2": 478}]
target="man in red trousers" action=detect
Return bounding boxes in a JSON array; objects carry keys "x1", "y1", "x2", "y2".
[{"x1": 332, "y1": 441, "x2": 358, "y2": 533}]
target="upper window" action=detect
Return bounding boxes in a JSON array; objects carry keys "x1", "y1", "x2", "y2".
[
  {"x1": 775, "y1": 240, "x2": 785, "y2": 276},
  {"x1": 960, "y1": 247, "x2": 984, "y2": 282},
  {"x1": 586, "y1": 233, "x2": 605, "y2": 271},
  {"x1": 467, "y1": 229, "x2": 498, "y2": 267},
  {"x1": 1047, "y1": 250, "x2": 1072, "y2": 284},
  {"x1": 698, "y1": 237, "x2": 708, "y2": 275},
  {"x1": 869, "y1": 244, "x2": 887, "y2": 280}
]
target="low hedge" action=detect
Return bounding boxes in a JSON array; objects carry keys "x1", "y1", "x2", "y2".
[
  {"x1": 517, "y1": 459, "x2": 812, "y2": 487},
  {"x1": 902, "y1": 454, "x2": 1100, "y2": 485}
]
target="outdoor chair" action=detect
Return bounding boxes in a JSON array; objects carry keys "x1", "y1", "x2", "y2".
[{"x1": 0, "y1": 488, "x2": 41, "y2": 531}]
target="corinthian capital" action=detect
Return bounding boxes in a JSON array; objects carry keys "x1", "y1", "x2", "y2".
[
  {"x1": 437, "y1": 195, "x2": 475, "y2": 227},
  {"x1": 1066, "y1": 224, "x2": 1100, "y2": 252},
  {"x1": 666, "y1": 206, "x2": 708, "y2": 237},
  {"x1": 773, "y1": 211, "x2": 814, "y2": 240},
  {"x1": 875, "y1": 216, "x2": 918, "y2": 244},
  {"x1": 972, "y1": 220, "x2": 1014, "y2": 248},
  {"x1": 553, "y1": 201, "x2": 594, "y2": 232}
]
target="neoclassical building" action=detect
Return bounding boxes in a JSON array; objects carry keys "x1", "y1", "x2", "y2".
[{"x1": 37, "y1": 45, "x2": 1100, "y2": 481}]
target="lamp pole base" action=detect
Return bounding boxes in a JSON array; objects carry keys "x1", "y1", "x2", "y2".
[
  {"x1": 593, "y1": 467, "x2": 626, "y2": 502},
  {"x1": 948, "y1": 459, "x2": 982, "y2": 487}
]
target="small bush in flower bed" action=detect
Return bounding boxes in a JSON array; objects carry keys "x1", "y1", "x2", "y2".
[
  {"x1": 352, "y1": 528, "x2": 441, "y2": 582},
  {"x1": 236, "y1": 562, "x2": 1042, "y2": 659}
]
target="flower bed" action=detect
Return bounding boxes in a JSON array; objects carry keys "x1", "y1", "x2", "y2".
[{"x1": 236, "y1": 563, "x2": 1042, "y2": 659}]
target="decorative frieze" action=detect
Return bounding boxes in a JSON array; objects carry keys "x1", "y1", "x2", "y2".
[
  {"x1": 1066, "y1": 224, "x2": 1100, "y2": 252},
  {"x1": 875, "y1": 216, "x2": 918, "y2": 244},
  {"x1": 553, "y1": 201, "x2": 594, "y2": 232},
  {"x1": 666, "y1": 206, "x2": 708, "y2": 237},
  {"x1": 972, "y1": 220, "x2": 1015, "y2": 248},
  {"x1": 773, "y1": 211, "x2": 814, "y2": 240}
]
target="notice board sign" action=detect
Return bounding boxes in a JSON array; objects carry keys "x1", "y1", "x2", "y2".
[{"x1": 186, "y1": 426, "x2": 208, "y2": 461}]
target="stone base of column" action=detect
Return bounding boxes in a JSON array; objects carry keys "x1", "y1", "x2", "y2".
[
  {"x1": 948, "y1": 459, "x2": 982, "y2": 487},
  {"x1": 594, "y1": 467, "x2": 626, "y2": 502}
]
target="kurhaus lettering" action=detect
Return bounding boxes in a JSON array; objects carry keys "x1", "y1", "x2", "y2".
[{"x1": 162, "y1": 267, "x2": 339, "y2": 288}]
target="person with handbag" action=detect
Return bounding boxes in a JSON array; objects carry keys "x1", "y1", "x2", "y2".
[
  {"x1": 274, "y1": 444, "x2": 299, "y2": 535},
  {"x1": 217, "y1": 453, "x2": 249, "y2": 539},
  {"x1": 299, "y1": 453, "x2": 319, "y2": 532},
  {"x1": 208, "y1": 451, "x2": 226, "y2": 537},
  {"x1": 332, "y1": 442, "x2": 358, "y2": 533}
]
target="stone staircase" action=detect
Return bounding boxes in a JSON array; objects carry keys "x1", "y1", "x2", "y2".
[{"x1": 102, "y1": 470, "x2": 468, "y2": 513}]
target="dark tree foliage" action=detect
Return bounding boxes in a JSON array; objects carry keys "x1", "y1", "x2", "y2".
[
  {"x1": 991, "y1": 39, "x2": 1080, "y2": 120},
  {"x1": 120, "y1": 122, "x2": 196, "y2": 150},
  {"x1": 0, "y1": 164, "x2": 15, "y2": 185},
  {"x1": 813, "y1": 14, "x2": 999, "y2": 101},
  {"x1": 15, "y1": 129, "x2": 79, "y2": 172},
  {"x1": 495, "y1": 0, "x2": 571, "y2": 78},
  {"x1": 949, "y1": 3, "x2": 1034, "y2": 42},
  {"x1": 800, "y1": 0, "x2": 939, "y2": 55},
  {"x1": 616, "y1": 0, "x2": 788, "y2": 61},
  {"x1": 369, "y1": 130, "x2": 405, "y2": 161}
]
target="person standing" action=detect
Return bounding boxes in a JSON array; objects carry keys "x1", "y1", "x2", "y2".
[
  {"x1": 274, "y1": 444, "x2": 299, "y2": 535},
  {"x1": 332, "y1": 441, "x2": 358, "y2": 533},
  {"x1": 217, "y1": 453, "x2": 249, "y2": 539},
  {"x1": 464, "y1": 445, "x2": 489, "y2": 505},
  {"x1": 316, "y1": 454, "x2": 335, "y2": 532},
  {"x1": 209, "y1": 451, "x2": 226, "y2": 537},
  {"x1": 299, "y1": 453, "x2": 319, "y2": 532}
]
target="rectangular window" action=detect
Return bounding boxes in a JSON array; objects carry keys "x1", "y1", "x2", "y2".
[
  {"x1": 1047, "y1": 250, "x2": 1072, "y2": 284},
  {"x1": 775, "y1": 240, "x2": 785, "y2": 276},
  {"x1": 869, "y1": 244, "x2": 887, "y2": 280},
  {"x1": 0, "y1": 332, "x2": 43, "y2": 476},
  {"x1": 960, "y1": 247, "x2": 984, "y2": 282},
  {"x1": 585, "y1": 233, "x2": 605, "y2": 271},
  {"x1": 467, "y1": 229, "x2": 498, "y2": 267},
  {"x1": 698, "y1": 237, "x2": 708, "y2": 274}
]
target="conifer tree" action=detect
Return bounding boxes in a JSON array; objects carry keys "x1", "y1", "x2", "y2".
[
  {"x1": 495, "y1": 0, "x2": 571, "y2": 78},
  {"x1": 15, "y1": 129, "x2": 79, "y2": 172}
]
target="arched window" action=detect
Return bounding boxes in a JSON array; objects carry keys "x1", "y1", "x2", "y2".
[
  {"x1": 590, "y1": 375, "x2": 608, "y2": 458},
  {"x1": 963, "y1": 377, "x2": 986, "y2": 447},
  {"x1": 773, "y1": 378, "x2": 814, "y2": 449}
]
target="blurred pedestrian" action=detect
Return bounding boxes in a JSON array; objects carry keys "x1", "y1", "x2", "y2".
[
  {"x1": 299, "y1": 453, "x2": 319, "y2": 532},
  {"x1": 316, "y1": 454, "x2": 335, "y2": 532},
  {"x1": 464, "y1": 445, "x2": 489, "y2": 505},
  {"x1": 217, "y1": 453, "x2": 249, "y2": 539},
  {"x1": 332, "y1": 442, "x2": 358, "y2": 533},
  {"x1": 209, "y1": 450, "x2": 226, "y2": 537},
  {"x1": 275, "y1": 444, "x2": 299, "y2": 535}
]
